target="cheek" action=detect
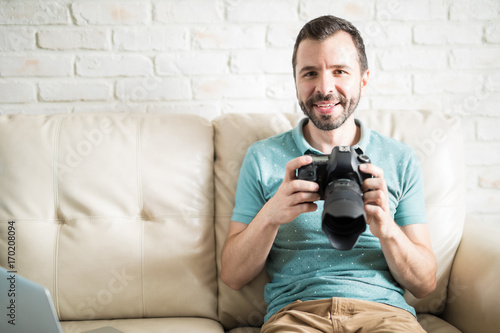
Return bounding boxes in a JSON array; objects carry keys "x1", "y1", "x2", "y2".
[{"x1": 296, "y1": 81, "x2": 314, "y2": 102}]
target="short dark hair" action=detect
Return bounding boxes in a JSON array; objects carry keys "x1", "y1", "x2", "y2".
[{"x1": 292, "y1": 15, "x2": 368, "y2": 78}]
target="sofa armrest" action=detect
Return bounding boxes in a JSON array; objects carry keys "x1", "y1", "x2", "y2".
[{"x1": 441, "y1": 216, "x2": 500, "y2": 333}]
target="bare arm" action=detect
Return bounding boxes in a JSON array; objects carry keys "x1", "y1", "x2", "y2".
[
  {"x1": 221, "y1": 155, "x2": 320, "y2": 290},
  {"x1": 361, "y1": 163, "x2": 437, "y2": 298}
]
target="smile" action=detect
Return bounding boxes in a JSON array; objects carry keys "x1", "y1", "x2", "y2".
[
  {"x1": 314, "y1": 102, "x2": 339, "y2": 107},
  {"x1": 313, "y1": 101, "x2": 341, "y2": 114}
]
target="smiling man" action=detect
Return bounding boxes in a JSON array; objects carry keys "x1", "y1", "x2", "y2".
[{"x1": 221, "y1": 15, "x2": 436, "y2": 332}]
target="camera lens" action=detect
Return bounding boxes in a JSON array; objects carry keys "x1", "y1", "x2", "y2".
[{"x1": 321, "y1": 178, "x2": 366, "y2": 250}]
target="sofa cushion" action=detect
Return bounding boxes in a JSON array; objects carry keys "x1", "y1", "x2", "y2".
[
  {"x1": 61, "y1": 317, "x2": 224, "y2": 333},
  {"x1": 226, "y1": 315, "x2": 461, "y2": 333},
  {"x1": 0, "y1": 113, "x2": 218, "y2": 321},
  {"x1": 213, "y1": 112, "x2": 304, "y2": 329}
]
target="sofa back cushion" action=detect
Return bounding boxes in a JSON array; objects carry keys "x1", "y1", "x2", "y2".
[
  {"x1": 0, "y1": 113, "x2": 218, "y2": 321},
  {"x1": 214, "y1": 111, "x2": 465, "y2": 330}
]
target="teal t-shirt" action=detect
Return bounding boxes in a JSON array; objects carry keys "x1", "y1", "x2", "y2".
[{"x1": 231, "y1": 118, "x2": 427, "y2": 322}]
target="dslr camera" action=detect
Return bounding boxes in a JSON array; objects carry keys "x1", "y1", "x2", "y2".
[{"x1": 297, "y1": 146, "x2": 371, "y2": 250}]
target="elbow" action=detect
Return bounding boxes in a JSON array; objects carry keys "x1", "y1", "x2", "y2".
[
  {"x1": 413, "y1": 275, "x2": 437, "y2": 299},
  {"x1": 220, "y1": 269, "x2": 244, "y2": 290}
]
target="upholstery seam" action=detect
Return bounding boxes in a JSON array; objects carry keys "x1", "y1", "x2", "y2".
[
  {"x1": 52, "y1": 115, "x2": 63, "y2": 318},
  {"x1": 136, "y1": 116, "x2": 146, "y2": 317}
]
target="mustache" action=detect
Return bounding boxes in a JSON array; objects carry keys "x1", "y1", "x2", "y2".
[{"x1": 306, "y1": 93, "x2": 346, "y2": 107}]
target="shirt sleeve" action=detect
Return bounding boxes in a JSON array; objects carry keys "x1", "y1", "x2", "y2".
[
  {"x1": 231, "y1": 146, "x2": 268, "y2": 224},
  {"x1": 394, "y1": 151, "x2": 427, "y2": 226}
]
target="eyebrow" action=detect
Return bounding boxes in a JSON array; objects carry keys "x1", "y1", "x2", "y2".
[{"x1": 299, "y1": 64, "x2": 352, "y2": 74}]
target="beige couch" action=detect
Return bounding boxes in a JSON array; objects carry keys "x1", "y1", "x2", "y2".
[{"x1": 0, "y1": 111, "x2": 499, "y2": 333}]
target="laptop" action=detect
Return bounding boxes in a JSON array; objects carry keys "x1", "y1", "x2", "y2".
[{"x1": 0, "y1": 267, "x2": 123, "y2": 333}]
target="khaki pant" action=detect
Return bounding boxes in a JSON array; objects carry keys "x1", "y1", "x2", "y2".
[{"x1": 261, "y1": 298, "x2": 426, "y2": 333}]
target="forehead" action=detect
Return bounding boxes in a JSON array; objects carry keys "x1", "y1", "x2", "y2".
[{"x1": 295, "y1": 31, "x2": 360, "y2": 72}]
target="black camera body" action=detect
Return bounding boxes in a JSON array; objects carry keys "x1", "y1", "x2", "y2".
[{"x1": 297, "y1": 146, "x2": 371, "y2": 251}]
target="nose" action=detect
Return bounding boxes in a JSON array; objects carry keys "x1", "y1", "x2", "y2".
[{"x1": 315, "y1": 72, "x2": 336, "y2": 96}]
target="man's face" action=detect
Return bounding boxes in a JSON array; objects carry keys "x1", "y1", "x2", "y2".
[{"x1": 295, "y1": 31, "x2": 369, "y2": 131}]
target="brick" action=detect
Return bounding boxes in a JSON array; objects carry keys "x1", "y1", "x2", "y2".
[
  {"x1": 0, "y1": 28, "x2": 35, "y2": 51},
  {"x1": 267, "y1": 24, "x2": 303, "y2": 48},
  {"x1": 71, "y1": 1, "x2": 150, "y2": 25},
  {"x1": 227, "y1": 0, "x2": 298, "y2": 22},
  {"x1": 192, "y1": 26, "x2": 266, "y2": 50},
  {"x1": 221, "y1": 100, "x2": 296, "y2": 115},
  {"x1": 450, "y1": 48, "x2": 500, "y2": 69},
  {"x1": 445, "y1": 94, "x2": 500, "y2": 118},
  {"x1": 0, "y1": 105, "x2": 72, "y2": 115},
  {"x1": 0, "y1": 55, "x2": 72, "y2": 77},
  {"x1": 39, "y1": 80, "x2": 112, "y2": 102},
  {"x1": 485, "y1": 22, "x2": 500, "y2": 44},
  {"x1": 74, "y1": 102, "x2": 147, "y2": 113},
  {"x1": 360, "y1": 23, "x2": 412, "y2": 47},
  {"x1": 0, "y1": 81, "x2": 36, "y2": 103},
  {"x1": 370, "y1": 95, "x2": 442, "y2": 111},
  {"x1": 155, "y1": 0, "x2": 224, "y2": 23},
  {"x1": 156, "y1": 52, "x2": 229, "y2": 76},
  {"x1": 230, "y1": 49, "x2": 292, "y2": 74},
  {"x1": 465, "y1": 143, "x2": 500, "y2": 166},
  {"x1": 192, "y1": 75, "x2": 266, "y2": 100},
  {"x1": 450, "y1": 0, "x2": 500, "y2": 20},
  {"x1": 116, "y1": 77, "x2": 192, "y2": 101},
  {"x1": 266, "y1": 75, "x2": 296, "y2": 99},
  {"x1": 413, "y1": 73, "x2": 483, "y2": 94},
  {"x1": 114, "y1": 27, "x2": 188, "y2": 51},
  {"x1": 365, "y1": 71, "x2": 412, "y2": 95},
  {"x1": 466, "y1": 189, "x2": 500, "y2": 214},
  {"x1": 461, "y1": 117, "x2": 477, "y2": 142},
  {"x1": 378, "y1": 49, "x2": 447, "y2": 71},
  {"x1": 486, "y1": 73, "x2": 500, "y2": 93},
  {"x1": 300, "y1": 0, "x2": 374, "y2": 21},
  {"x1": 477, "y1": 117, "x2": 500, "y2": 141},
  {"x1": 414, "y1": 23, "x2": 483, "y2": 45},
  {"x1": 148, "y1": 102, "x2": 220, "y2": 120},
  {"x1": 479, "y1": 167, "x2": 500, "y2": 189},
  {"x1": 376, "y1": 0, "x2": 447, "y2": 21},
  {"x1": 76, "y1": 55, "x2": 152, "y2": 77},
  {"x1": 0, "y1": 1, "x2": 70, "y2": 25},
  {"x1": 38, "y1": 29, "x2": 110, "y2": 50}
]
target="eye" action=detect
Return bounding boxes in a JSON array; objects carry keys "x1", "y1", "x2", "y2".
[
  {"x1": 333, "y1": 69, "x2": 347, "y2": 75},
  {"x1": 303, "y1": 71, "x2": 317, "y2": 78}
]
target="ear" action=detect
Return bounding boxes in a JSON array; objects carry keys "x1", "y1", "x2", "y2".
[{"x1": 360, "y1": 70, "x2": 370, "y2": 97}]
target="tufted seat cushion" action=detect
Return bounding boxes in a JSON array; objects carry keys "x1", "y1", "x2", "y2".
[{"x1": 0, "y1": 113, "x2": 218, "y2": 322}]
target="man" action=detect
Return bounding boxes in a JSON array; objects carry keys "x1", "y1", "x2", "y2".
[{"x1": 221, "y1": 15, "x2": 436, "y2": 332}]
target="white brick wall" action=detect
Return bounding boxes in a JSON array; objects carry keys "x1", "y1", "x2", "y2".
[{"x1": 0, "y1": 0, "x2": 499, "y2": 224}]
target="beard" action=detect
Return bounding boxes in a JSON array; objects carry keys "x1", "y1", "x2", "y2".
[{"x1": 299, "y1": 90, "x2": 361, "y2": 131}]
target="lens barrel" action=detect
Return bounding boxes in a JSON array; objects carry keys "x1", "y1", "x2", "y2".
[{"x1": 321, "y1": 178, "x2": 367, "y2": 250}]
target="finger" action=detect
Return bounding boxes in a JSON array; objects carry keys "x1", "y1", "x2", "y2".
[
  {"x1": 363, "y1": 190, "x2": 386, "y2": 207},
  {"x1": 364, "y1": 204, "x2": 384, "y2": 223},
  {"x1": 288, "y1": 179, "x2": 320, "y2": 194},
  {"x1": 359, "y1": 163, "x2": 384, "y2": 178},
  {"x1": 294, "y1": 202, "x2": 318, "y2": 215},
  {"x1": 284, "y1": 155, "x2": 313, "y2": 181},
  {"x1": 290, "y1": 191, "x2": 321, "y2": 205},
  {"x1": 361, "y1": 177, "x2": 387, "y2": 192}
]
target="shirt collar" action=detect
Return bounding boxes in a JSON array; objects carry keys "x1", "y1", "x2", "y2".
[{"x1": 292, "y1": 117, "x2": 370, "y2": 155}]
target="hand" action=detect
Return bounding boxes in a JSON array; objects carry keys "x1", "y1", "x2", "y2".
[
  {"x1": 359, "y1": 163, "x2": 398, "y2": 240},
  {"x1": 260, "y1": 155, "x2": 321, "y2": 227}
]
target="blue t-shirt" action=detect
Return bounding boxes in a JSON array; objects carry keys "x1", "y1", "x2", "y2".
[{"x1": 231, "y1": 118, "x2": 427, "y2": 322}]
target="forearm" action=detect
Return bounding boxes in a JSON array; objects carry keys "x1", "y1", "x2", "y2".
[
  {"x1": 221, "y1": 215, "x2": 279, "y2": 290},
  {"x1": 379, "y1": 223, "x2": 437, "y2": 298},
  {"x1": 221, "y1": 155, "x2": 320, "y2": 290}
]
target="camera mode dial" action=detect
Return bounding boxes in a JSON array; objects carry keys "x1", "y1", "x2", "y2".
[{"x1": 357, "y1": 154, "x2": 370, "y2": 164}]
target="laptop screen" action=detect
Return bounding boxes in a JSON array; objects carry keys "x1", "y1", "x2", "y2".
[{"x1": 0, "y1": 267, "x2": 63, "y2": 333}]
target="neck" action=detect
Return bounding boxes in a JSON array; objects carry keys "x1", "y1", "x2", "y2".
[{"x1": 303, "y1": 116, "x2": 361, "y2": 154}]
